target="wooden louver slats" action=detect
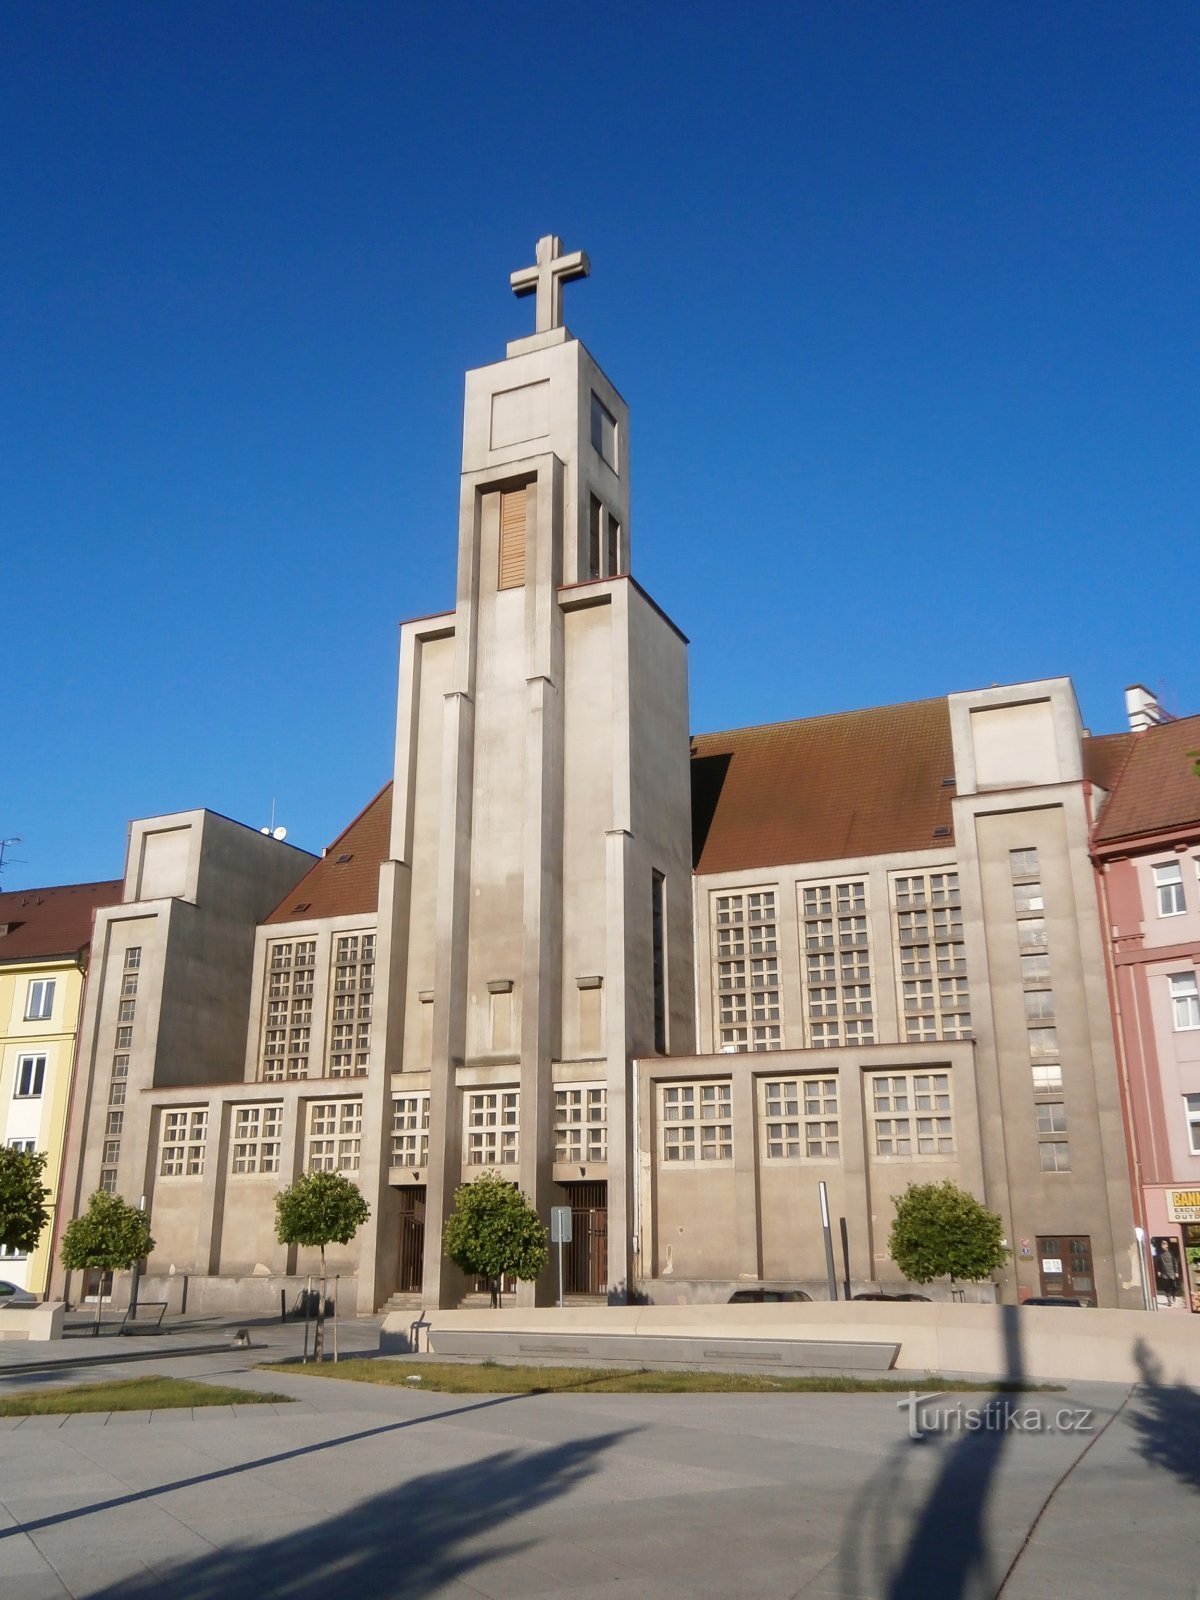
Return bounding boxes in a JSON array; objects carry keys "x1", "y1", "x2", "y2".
[{"x1": 498, "y1": 488, "x2": 527, "y2": 589}]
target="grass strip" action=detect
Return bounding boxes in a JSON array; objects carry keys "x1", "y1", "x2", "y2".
[
  {"x1": 261, "y1": 1358, "x2": 1058, "y2": 1396},
  {"x1": 0, "y1": 1376, "x2": 293, "y2": 1416}
]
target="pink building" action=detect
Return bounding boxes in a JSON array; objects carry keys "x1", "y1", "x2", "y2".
[{"x1": 1091, "y1": 690, "x2": 1200, "y2": 1313}]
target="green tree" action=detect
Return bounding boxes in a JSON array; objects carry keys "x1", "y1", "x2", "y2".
[
  {"x1": 0, "y1": 1146, "x2": 51, "y2": 1261},
  {"x1": 888, "y1": 1180, "x2": 1009, "y2": 1289},
  {"x1": 60, "y1": 1192, "x2": 155, "y2": 1335},
  {"x1": 275, "y1": 1171, "x2": 370, "y2": 1360},
  {"x1": 443, "y1": 1172, "x2": 549, "y2": 1307}
]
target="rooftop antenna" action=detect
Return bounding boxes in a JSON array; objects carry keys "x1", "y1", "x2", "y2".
[
  {"x1": 0, "y1": 837, "x2": 23, "y2": 884},
  {"x1": 259, "y1": 800, "x2": 287, "y2": 844}
]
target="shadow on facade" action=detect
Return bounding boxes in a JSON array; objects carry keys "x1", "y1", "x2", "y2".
[
  {"x1": 1128, "y1": 1336, "x2": 1200, "y2": 1493},
  {"x1": 85, "y1": 1426, "x2": 628, "y2": 1600},
  {"x1": 837, "y1": 1304, "x2": 1025, "y2": 1600}
]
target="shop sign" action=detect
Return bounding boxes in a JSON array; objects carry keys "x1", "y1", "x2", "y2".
[{"x1": 1166, "y1": 1189, "x2": 1200, "y2": 1223}]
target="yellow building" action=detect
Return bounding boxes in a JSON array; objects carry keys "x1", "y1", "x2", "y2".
[{"x1": 0, "y1": 880, "x2": 121, "y2": 1296}]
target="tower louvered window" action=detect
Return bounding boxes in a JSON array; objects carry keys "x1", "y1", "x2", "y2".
[{"x1": 498, "y1": 488, "x2": 527, "y2": 590}]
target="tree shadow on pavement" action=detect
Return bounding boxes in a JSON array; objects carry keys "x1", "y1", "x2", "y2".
[
  {"x1": 86, "y1": 1426, "x2": 629, "y2": 1600},
  {"x1": 1128, "y1": 1337, "x2": 1200, "y2": 1493},
  {"x1": 837, "y1": 1304, "x2": 1025, "y2": 1600}
]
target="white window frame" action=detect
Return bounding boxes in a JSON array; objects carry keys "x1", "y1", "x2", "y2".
[
  {"x1": 466, "y1": 1090, "x2": 519, "y2": 1166},
  {"x1": 24, "y1": 979, "x2": 56, "y2": 1021},
  {"x1": 1186, "y1": 1093, "x2": 1200, "y2": 1157},
  {"x1": 1169, "y1": 973, "x2": 1200, "y2": 1031},
  {"x1": 391, "y1": 1093, "x2": 430, "y2": 1168},
  {"x1": 760, "y1": 1077, "x2": 839, "y2": 1160},
  {"x1": 14, "y1": 1055, "x2": 46, "y2": 1099},
  {"x1": 307, "y1": 1100, "x2": 362, "y2": 1172},
  {"x1": 660, "y1": 1080, "x2": 733, "y2": 1162},
  {"x1": 554, "y1": 1084, "x2": 607, "y2": 1163},
  {"x1": 230, "y1": 1103, "x2": 283, "y2": 1175},
  {"x1": 159, "y1": 1109, "x2": 208, "y2": 1177},
  {"x1": 870, "y1": 1071, "x2": 954, "y2": 1156},
  {"x1": 1154, "y1": 862, "x2": 1186, "y2": 917}
]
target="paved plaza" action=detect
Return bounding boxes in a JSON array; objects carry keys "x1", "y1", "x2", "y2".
[{"x1": 0, "y1": 1317, "x2": 1196, "y2": 1599}]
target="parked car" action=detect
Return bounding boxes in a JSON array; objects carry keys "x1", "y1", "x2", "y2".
[
  {"x1": 0, "y1": 1279, "x2": 38, "y2": 1309},
  {"x1": 851, "y1": 1292, "x2": 932, "y2": 1302},
  {"x1": 1022, "y1": 1296, "x2": 1085, "y2": 1307},
  {"x1": 728, "y1": 1287, "x2": 813, "y2": 1303}
]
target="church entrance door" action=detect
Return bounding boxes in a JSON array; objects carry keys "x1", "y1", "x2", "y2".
[
  {"x1": 397, "y1": 1187, "x2": 426, "y2": 1294},
  {"x1": 559, "y1": 1181, "x2": 607, "y2": 1296}
]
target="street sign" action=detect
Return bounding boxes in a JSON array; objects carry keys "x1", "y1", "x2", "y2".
[{"x1": 551, "y1": 1206, "x2": 573, "y2": 1244}]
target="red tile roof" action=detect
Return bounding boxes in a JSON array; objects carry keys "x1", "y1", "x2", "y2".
[
  {"x1": 263, "y1": 784, "x2": 393, "y2": 924},
  {"x1": 0, "y1": 881, "x2": 123, "y2": 962},
  {"x1": 1091, "y1": 714, "x2": 1200, "y2": 845},
  {"x1": 691, "y1": 698, "x2": 957, "y2": 874},
  {"x1": 1082, "y1": 730, "x2": 1136, "y2": 794}
]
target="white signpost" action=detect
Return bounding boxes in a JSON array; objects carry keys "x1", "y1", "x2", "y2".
[{"x1": 551, "y1": 1206, "x2": 573, "y2": 1308}]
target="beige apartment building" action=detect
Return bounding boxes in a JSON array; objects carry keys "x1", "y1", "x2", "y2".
[{"x1": 55, "y1": 237, "x2": 1144, "y2": 1312}]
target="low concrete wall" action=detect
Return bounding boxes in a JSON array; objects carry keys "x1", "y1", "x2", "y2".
[
  {"x1": 638, "y1": 1278, "x2": 998, "y2": 1306},
  {"x1": 381, "y1": 1302, "x2": 1200, "y2": 1387},
  {"x1": 0, "y1": 1302, "x2": 65, "y2": 1342},
  {"x1": 136, "y1": 1274, "x2": 358, "y2": 1318}
]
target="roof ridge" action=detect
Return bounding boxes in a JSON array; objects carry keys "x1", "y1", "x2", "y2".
[{"x1": 692, "y1": 695, "x2": 947, "y2": 745}]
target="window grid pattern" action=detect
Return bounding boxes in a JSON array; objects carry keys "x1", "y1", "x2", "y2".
[
  {"x1": 800, "y1": 882, "x2": 874, "y2": 1047},
  {"x1": 713, "y1": 891, "x2": 781, "y2": 1050},
  {"x1": 160, "y1": 1109, "x2": 208, "y2": 1177},
  {"x1": 308, "y1": 1100, "x2": 362, "y2": 1171},
  {"x1": 391, "y1": 1093, "x2": 430, "y2": 1167},
  {"x1": 466, "y1": 1090, "x2": 519, "y2": 1166},
  {"x1": 761, "y1": 1077, "x2": 840, "y2": 1159},
  {"x1": 554, "y1": 1085, "x2": 608, "y2": 1163},
  {"x1": 1154, "y1": 862, "x2": 1186, "y2": 917},
  {"x1": 892, "y1": 874, "x2": 971, "y2": 1039},
  {"x1": 231, "y1": 1104, "x2": 283, "y2": 1174},
  {"x1": 329, "y1": 933, "x2": 375, "y2": 1076},
  {"x1": 660, "y1": 1082, "x2": 733, "y2": 1162},
  {"x1": 871, "y1": 1071, "x2": 955, "y2": 1156},
  {"x1": 1169, "y1": 972, "x2": 1200, "y2": 1031},
  {"x1": 261, "y1": 940, "x2": 316, "y2": 1080}
]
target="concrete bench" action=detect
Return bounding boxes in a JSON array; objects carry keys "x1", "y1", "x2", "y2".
[{"x1": 425, "y1": 1327, "x2": 899, "y2": 1372}]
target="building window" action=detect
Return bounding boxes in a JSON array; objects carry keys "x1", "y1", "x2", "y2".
[
  {"x1": 99, "y1": 1168, "x2": 118, "y2": 1194},
  {"x1": 1013, "y1": 881, "x2": 1045, "y2": 915},
  {"x1": 713, "y1": 891, "x2": 781, "y2": 1050},
  {"x1": 261, "y1": 939, "x2": 316, "y2": 1080},
  {"x1": 588, "y1": 494, "x2": 602, "y2": 580},
  {"x1": 1032, "y1": 1062, "x2": 1064, "y2": 1093},
  {"x1": 466, "y1": 1090, "x2": 519, "y2": 1165},
  {"x1": 102, "y1": 1139, "x2": 121, "y2": 1164},
  {"x1": 1035, "y1": 1101, "x2": 1067, "y2": 1135},
  {"x1": 1018, "y1": 918, "x2": 1048, "y2": 951},
  {"x1": 1186, "y1": 1094, "x2": 1200, "y2": 1157},
  {"x1": 24, "y1": 979, "x2": 56, "y2": 1021},
  {"x1": 892, "y1": 874, "x2": 970, "y2": 1040},
  {"x1": 1024, "y1": 989, "x2": 1055, "y2": 1022},
  {"x1": 1154, "y1": 862, "x2": 1186, "y2": 917},
  {"x1": 106, "y1": 1111, "x2": 124, "y2": 1138},
  {"x1": 761, "y1": 1077, "x2": 839, "y2": 1159},
  {"x1": 329, "y1": 932, "x2": 375, "y2": 1076},
  {"x1": 1021, "y1": 952, "x2": 1051, "y2": 983},
  {"x1": 801, "y1": 881, "x2": 874, "y2": 1047},
  {"x1": 1169, "y1": 973, "x2": 1200, "y2": 1031},
  {"x1": 652, "y1": 871, "x2": 667, "y2": 1053},
  {"x1": 125, "y1": 946, "x2": 142, "y2": 970},
  {"x1": 109, "y1": 1080, "x2": 126, "y2": 1106},
  {"x1": 498, "y1": 486, "x2": 527, "y2": 590},
  {"x1": 160, "y1": 1109, "x2": 208, "y2": 1177},
  {"x1": 1010, "y1": 848, "x2": 1040, "y2": 879},
  {"x1": 115, "y1": 1025, "x2": 133, "y2": 1050},
  {"x1": 231, "y1": 1104, "x2": 283, "y2": 1174},
  {"x1": 14, "y1": 1055, "x2": 46, "y2": 1098},
  {"x1": 871, "y1": 1071, "x2": 954, "y2": 1156},
  {"x1": 307, "y1": 1100, "x2": 362, "y2": 1172},
  {"x1": 1029, "y1": 1026, "x2": 1058, "y2": 1058},
  {"x1": 660, "y1": 1081, "x2": 732, "y2": 1162},
  {"x1": 111, "y1": 1053, "x2": 129, "y2": 1079},
  {"x1": 391, "y1": 1093, "x2": 430, "y2": 1168},
  {"x1": 1039, "y1": 1141, "x2": 1071, "y2": 1173},
  {"x1": 117, "y1": 999, "x2": 136, "y2": 1023},
  {"x1": 554, "y1": 1085, "x2": 607, "y2": 1162}
]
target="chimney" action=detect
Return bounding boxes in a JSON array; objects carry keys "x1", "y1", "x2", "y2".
[{"x1": 1124, "y1": 683, "x2": 1169, "y2": 733}]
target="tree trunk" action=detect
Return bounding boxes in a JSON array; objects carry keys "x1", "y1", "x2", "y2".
[
  {"x1": 93, "y1": 1279, "x2": 102, "y2": 1338},
  {"x1": 314, "y1": 1245, "x2": 326, "y2": 1362}
]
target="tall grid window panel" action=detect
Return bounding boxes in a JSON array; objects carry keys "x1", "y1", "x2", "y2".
[
  {"x1": 871, "y1": 1072, "x2": 954, "y2": 1156},
  {"x1": 554, "y1": 1085, "x2": 607, "y2": 1162},
  {"x1": 713, "y1": 891, "x2": 781, "y2": 1050},
  {"x1": 329, "y1": 932, "x2": 375, "y2": 1076},
  {"x1": 231, "y1": 1104, "x2": 283, "y2": 1174},
  {"x1": 800, "y1": 881, "x2": 874, "y2": 1047},
  {"x1": 660, "y1": 1082, "x2": 732, "y2": 1162},
  {"x1": 1154, "y1": 861, "x2": 1185, "y2": 917},
  {"x1": 308, "y1": 1100, "x2": 362, "y2": 1172},
  {"x1": 761, "y1": 1077, "x2": 839, "y2": 1159},
  {"x1": 391, "y1": 1093, "x2": 430, "y2": 1168},
  {"x1": 892, "y1": 873, "x2": 971, "y2": 1039},
  {"x1": 466, "y1": 1090, "x2": 519, "y2": 1165},
  {"x1": 261, "y1": 939, "x2": 316, "y2": 1080},
  {"x1": 159, "y1": 1109, "x2": 208, "y2": 1177}
]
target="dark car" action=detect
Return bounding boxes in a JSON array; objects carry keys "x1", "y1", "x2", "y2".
[
  {"x1": 851, "y1": 1292, "x2": 932, "y2": 1302},
  {"x1": 728, "y1": 1287, "x2": 813, "y2": 1303},
  {"x1": 1022, "y1": 1296, "x2": 1086, "y2": 1307}
]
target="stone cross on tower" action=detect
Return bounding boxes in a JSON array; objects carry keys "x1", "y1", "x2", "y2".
[{"x1": 510, "y1": 234, "x2": 590, "y2": 334}]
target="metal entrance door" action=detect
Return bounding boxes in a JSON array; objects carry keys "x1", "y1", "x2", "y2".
[
  {"x1": 397, "y1": 1187, "x2": 426, "y2": 1294},
  {"x1": 560, "y1": 1181, "x2": 608, "y2": 1296},
  {"x1": 1036, "y1": 1235, "x2": 1095, "y2": 1304}
]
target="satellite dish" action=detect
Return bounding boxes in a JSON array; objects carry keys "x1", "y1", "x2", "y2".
[{"x1": 273, "y1": 826, "x2": 287, "y2": 841}]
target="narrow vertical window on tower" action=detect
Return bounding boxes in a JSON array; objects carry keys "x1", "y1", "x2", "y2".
[
  {"x1": 652, "y1": 871, "x2": 667, "y2": 1053},
  {"x1": 588, "y1": 495, "x2": 602, "y2": 580},
  {"x1": 498, "y1": 486, "x2": 527, "y2": 589},
  {"x1": 606, "y1": 512, "x2": 621, "y2": 577}
]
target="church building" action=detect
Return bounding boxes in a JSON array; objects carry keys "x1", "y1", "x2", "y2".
[{"x1": 54, "y1": 238, "x2": 1145, "y2": 1313}]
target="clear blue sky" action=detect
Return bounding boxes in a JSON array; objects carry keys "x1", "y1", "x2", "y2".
[{"x1": 4, "y1": 2, "x2": 1197, "y2": 890}]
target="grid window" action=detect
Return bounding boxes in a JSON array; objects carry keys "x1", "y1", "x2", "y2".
[
  {"x1": 1024, "y1": 989, "x2": 1056, "y2": 1022},
  {"x1": 554, "y1": 1085, "x2": 607, "y2": 1162},
  {"x1": 307, "y1": 1100, "x2": 362, "y2": 1172},
  {"x1": 1035, "y1": 1101, "x2": 1067, "y2": 1135},
  {"x1": 872, "y1": 1071, "x2": 954, "y2": 1156},
  {"x1": 391, "y1": 1093, "x2": 430, "y2": 1167},
  {"x1": 661, "y1": 1081, "x2": 732, "y2": 1161},
  {"x1": 100, "y1": 1168, "x2": 118, "y2": 1194},
  {"x1": 111, "y1": 1053, "x2": 129, "y2": 1079},
  {"x1": 121, "y1": 973, "x2": 139, "y2": 999},
  {"x1": 801, "y1": 881, "x2": 873, "y2": 1047},
  {"x1": 761, "y1": 1077, "x2": 839, "y2": 1159},
  {"x1": 25, "y1": 979, "x2": 56, "y2": 1021},
  {"x1": 15, "y1": 1055, "x2": 45, "y2": 1098},
  {"x1": 328, "y1": 932, "x2": 375, "y2": 1075},
  {"x1": 1010, "y1": 848, "x2": 1040, "y2": 879},
  {"x1": 160, "y1": 1109, "x2": 208, "y2": 1177},
  {"x1": 115, "y1": 1025, "x2": 133, "y2": 1050},
  {"x1": 125, "y1": 947, "x2": 142, "y2": 969},
  {"x1": 106, "y1": 1110, "x2": 124, "y2": 1138},
  {"x1": 102, "y1": 1139, "x2": 121, "y2": 1164},
  {"x1": 1169, "y1": 973, "x2": 1200, "y2": 1031},
  {"x1": 109, "y1": 1080, "x2": 126, "y2": 1106},
  {"x1": 1021, "y1": 953, "x2": 1051, "y2": 983},
  {"x1": 231, "y1": 1104, "x2": 283, "y2": 1174},
  {"x1": 1013, "y1": 882, "x2": 1045, "y2": 915},
  {"x1": 466, "y1": 1090, "x2": 519, "y2": 1166},
  {"x1": 1032, "y1": 1062, "x2": 1064, "y2": 1093},
  {"x1": 1186, "y1": 1094, "x2": 1200, "y2": 1157},
  {"x1": 118, "y1": 999, "x2": 136, "y2": 1023},
  {"x1": 1018, "y1": 918, "x2": 1048, "y2": 951},
  {"x1": 713, "y1": 892, "x2": 782, "y2": 1050},
  {"x1": 1039, "y1": 1141, "x2": 1071, "y2": 1173},
  {"x1": 1029, "y1": 1026, "x2": 1058, "y2": 1059},
  {"x1": 261, "y1": 939, "x2": 317, "y2": 1080},
  {"x1": 892, "y1": 874, "x2": 970, "y2": 1040},
  {"x1": 1154, "y1": 862, "x2": 1185, "y2": 917}
]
